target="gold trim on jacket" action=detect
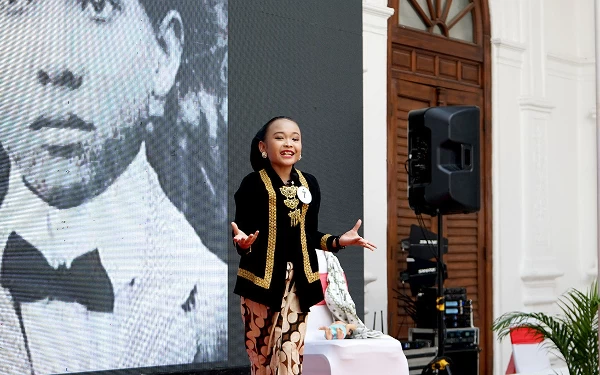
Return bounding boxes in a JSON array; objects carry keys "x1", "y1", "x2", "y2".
[{"x1": 298, "y1": 171, "x2": 319, "y2": 283}]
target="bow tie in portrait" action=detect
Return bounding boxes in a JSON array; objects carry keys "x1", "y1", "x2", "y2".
[{"x1": 0, "y1": 232, "x2": 114, "y2": 313}]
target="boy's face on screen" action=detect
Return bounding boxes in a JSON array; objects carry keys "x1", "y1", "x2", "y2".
[{"x1": 0, "y1": 0, "x2": 168, "y2": 208}]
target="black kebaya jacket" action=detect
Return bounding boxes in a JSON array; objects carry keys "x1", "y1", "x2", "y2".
[{"x1": 233, "y1": 165, "x2": 340, "y2": 311}]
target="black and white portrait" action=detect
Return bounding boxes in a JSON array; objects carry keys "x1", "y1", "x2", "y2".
[{"x1": 0, "y1": 0, "x2": 228, "y2": 374}]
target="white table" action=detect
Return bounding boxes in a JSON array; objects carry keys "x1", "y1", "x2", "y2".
[{"x1": 303, "y1": 305, "x2": 409, "y2": 375}]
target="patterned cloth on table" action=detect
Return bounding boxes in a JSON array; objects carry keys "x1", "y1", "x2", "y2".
[{"x1": 323, "y1": 251, "x2": 383, "y2": 339}]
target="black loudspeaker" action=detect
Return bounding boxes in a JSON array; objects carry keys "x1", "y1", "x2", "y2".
[
  {"x1": 445, "y1": 348, "x2": 479, "y2": 375},
  {"x1": 407, "y1": 106, "x2": 480, "y2": 216}
]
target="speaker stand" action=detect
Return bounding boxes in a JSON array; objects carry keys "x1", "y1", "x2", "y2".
[{"x1": 422, "y1": 211, "x2": 453, "y2": 375}]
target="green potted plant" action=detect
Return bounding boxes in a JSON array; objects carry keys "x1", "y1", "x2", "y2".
[{"x1": 492, "y1": 282, "x2": 600, "y2": 375}]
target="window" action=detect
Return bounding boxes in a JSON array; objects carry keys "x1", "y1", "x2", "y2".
[{"x1": 399, "y1": 0, "x2": 475, "y2": 43}]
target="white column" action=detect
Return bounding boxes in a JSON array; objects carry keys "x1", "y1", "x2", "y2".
[{"x1": 362, "y1": 0, "x2": 393, "y2": 333}]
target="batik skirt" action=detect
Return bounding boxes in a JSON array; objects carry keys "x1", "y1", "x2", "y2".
[{"x1": 240, "y1": 262, "x2": 308, "y2": 375}]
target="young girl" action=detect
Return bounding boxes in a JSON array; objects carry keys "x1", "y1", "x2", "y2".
[{"x1": 231, "y1": 116, "x2": 376, "y2": 375}]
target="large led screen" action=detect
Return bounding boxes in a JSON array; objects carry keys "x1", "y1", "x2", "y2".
[
  {"x1": 0, "y1": 0, "x2": 363, "y2": 374},
  {"x1": 0, "y1": 1, "x2": 228, "y2": 374}
]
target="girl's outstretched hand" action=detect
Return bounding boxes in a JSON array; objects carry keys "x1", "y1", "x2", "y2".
[
  {"x1": 339, "y1": 219, "x2": 377, "y2": 251},
  {"x1": 231, "y1": 222, "x2": 259, "y2": 249}
]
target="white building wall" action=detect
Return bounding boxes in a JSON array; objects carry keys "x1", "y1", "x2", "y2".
[
  {"x1": 490, "y1": 0, "x2": 597, "y2": 372},
  {"x1": 362, "y1": 0, "x2": 598, "y2": 373}
]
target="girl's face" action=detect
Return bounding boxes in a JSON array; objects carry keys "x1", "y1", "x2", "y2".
[{"x1": 259, "y1": 119, "x2": 302, "y2": 171}]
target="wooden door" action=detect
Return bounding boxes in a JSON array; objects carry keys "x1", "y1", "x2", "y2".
[
  {"x1": 387, "y1": 1, "x2": 493, "y2": 374},
  {"x1": 388, "y1": 79, "x2": 490, "y2": 375}
]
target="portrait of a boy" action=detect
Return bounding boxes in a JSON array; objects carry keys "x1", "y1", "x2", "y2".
[{"x1": 0, "y1": 1, "x2": 228, "y2": 374}]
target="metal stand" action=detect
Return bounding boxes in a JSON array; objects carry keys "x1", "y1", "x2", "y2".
[{"x1": 422, "y1": 211, "x2": 453, "y2": 375}]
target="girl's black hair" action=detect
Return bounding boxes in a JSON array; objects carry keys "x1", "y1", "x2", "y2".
[{"x1": 250, "y1": 116, "x2": 296, "y2": 172}]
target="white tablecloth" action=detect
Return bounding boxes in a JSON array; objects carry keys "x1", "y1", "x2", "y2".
[{"x1": 304, "y1": 333, "x2": 409, "y2": 375}]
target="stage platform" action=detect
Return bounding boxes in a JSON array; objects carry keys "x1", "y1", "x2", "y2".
[{"x1": 160, "y1": 367, "x2": 250, "y2": 375}]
